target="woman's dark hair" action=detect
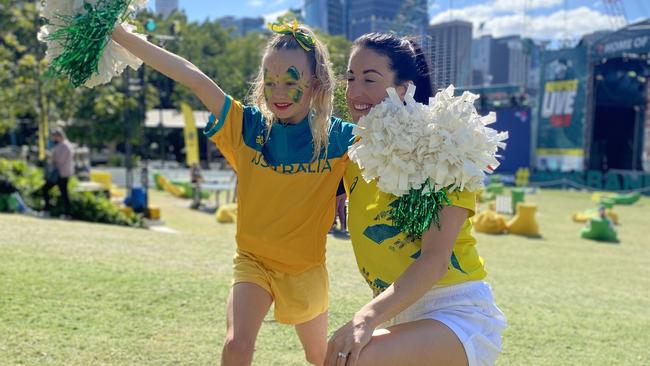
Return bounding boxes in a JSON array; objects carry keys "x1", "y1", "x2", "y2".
[{"x1": 353, "y1": 32, "x2": 433, "y2": 104}]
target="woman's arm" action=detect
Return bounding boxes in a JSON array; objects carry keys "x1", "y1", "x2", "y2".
[
  {"x1": 356, "y1": 205, "x2": 467, "y2": 325},
  {"x1": 325, "y1": 205, "x2": 469, "y2": 366},
  {"x1": 111, "y1": 25, "x2": 225, "y2": 116}
]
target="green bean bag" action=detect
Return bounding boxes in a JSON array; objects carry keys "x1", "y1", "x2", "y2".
[
  {"x1": 612, "y1": 192, "x2": 641, "y2": 205},
  {"x1": 581, "y1": 218, "x2": 618, "y2": 242}
]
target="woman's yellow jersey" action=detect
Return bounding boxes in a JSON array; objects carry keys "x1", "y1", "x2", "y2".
[{"x1": 344, "y1": 162, "x2": 487, "y2": 293}]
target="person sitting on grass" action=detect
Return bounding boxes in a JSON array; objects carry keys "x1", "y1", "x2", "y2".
[{"x1": 0, "y1": 179, "x2": 37, "y2": 215}]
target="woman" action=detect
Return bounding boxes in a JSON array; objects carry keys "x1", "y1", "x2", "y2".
[
  {"x1": 42, "y1": 128, "x2": 74, "y2": 218},
  {"x1": 326, "y1": 33, "x2": 507, "y2": 366}
]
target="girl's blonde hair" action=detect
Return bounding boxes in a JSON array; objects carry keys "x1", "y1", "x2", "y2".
[{"x1": 248, "y1": 24, "x2": 335, "y2": 162}]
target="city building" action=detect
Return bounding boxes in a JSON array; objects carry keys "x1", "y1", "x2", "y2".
[
  {"x1": 155, "y1": 0, "x2": 178, "y2": 18},
  {"x1": 304, "y1": 0, "x2": 346, "y2": 36},
  {"x1": 471, "y1": 35, "x2": 538, "y2": 88},
  {"x1": 216, "y1": 16, "x2": 265, "y2": 36},
  {"x1": 348, "y1": 0, "x2": 408, "y2": 40},
  {"x1": 427, "y1": 20, "x2": 473, "y2": 88}
]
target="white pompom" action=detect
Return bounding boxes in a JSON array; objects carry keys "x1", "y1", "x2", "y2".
[
  {"x1": 348, "y1": 84, "x2": 508, "y2": 196},
  {"x1": 38, "y1": 0, "x2": 148, "y2": 88}
]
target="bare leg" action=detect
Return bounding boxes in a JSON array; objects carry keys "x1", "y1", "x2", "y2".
[
  {"x1": 295, "y1": 311, "x2": 328, "y2": 366},
  {"x1": 221, "y1": 283, "x2": 273, "y2": 366},
  {"x1": 356, "y1": 319, "x2": 468, "y2": 366}
]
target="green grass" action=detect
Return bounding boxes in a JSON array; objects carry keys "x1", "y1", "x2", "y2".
[{"x1": 1, "y1": 189, "x2": 649, "y2": 365}]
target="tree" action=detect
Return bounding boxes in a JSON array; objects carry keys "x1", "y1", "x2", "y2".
[
  {"x1": 273, "y1": 9, "x2": 304, "y2": 24},
  {"x1": 0, "y1": 0, "x2": 76, "y2": 139},
  {"x1": 317, "y1": 32, "x2": 352, "y2": 121},
  {"x1": 1, "y1": 3, "x2": 358, "y2": 157}
]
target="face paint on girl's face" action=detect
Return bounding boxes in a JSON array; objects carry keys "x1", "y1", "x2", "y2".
[
  {"x1": 265, "y1": 67, "x2": 309, "y2": 102},
  {"x1": 262, "y1": 50, "x2": 315, "y2": 123},
  {"x1": 263, "y1": 68, "x2": 276, "y2": 102},
  {"x1": 285, "y1": 66, "x2": 305, "y2": 103}
]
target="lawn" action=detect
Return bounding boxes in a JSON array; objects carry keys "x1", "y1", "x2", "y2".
[{"x1": 1, "y1": 189, "x2": 648, "y2": 365}]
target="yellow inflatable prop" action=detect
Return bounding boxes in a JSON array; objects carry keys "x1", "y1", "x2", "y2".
[
  {"x1": 474, "y1": 210, "x2": 508, "y2": 234},
  {"x1": 155, "y1": 174, "x2": 184, "y2": 198},
  {"x1": 216, "y1": 203, "x2": 237, "y2": 223},
  {"x1": 572, "y1": 208, "x2": 619, "y2": 225},
  {"x1": 90, "y1": 170, "x2": 125, "y2": 198},
  {"x1": 507, "y1": 203, "x2": 540, "y2": 237}
]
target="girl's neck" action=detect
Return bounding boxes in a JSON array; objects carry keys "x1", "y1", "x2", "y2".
[{"x1": 278, "y1": 113, "x2": 309, "y2": 125}]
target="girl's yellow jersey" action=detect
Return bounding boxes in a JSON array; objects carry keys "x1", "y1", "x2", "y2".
[{"x1": 205, "y1": 96, "x2": 356, "y2": 274}]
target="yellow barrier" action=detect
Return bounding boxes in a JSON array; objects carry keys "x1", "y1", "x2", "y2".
[
  {"x1": 90, "y1": 170, "x2": 113, "y2": 190},
  {"x1": 148, "y1": 206, "x2": 161, "y2": 220}
]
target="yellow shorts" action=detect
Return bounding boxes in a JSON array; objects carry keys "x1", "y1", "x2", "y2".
[{"x1": 233, "y1": 250, "x2": 329, "y2": 325}]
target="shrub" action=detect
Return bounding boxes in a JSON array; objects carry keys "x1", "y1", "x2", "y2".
[{"x1": 0, "y1": 159, "x2": 143, "y2": 227}]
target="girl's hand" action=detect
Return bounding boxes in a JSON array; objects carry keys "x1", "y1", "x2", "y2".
[{"x1": 325, "y1": 315, "x2": 375, "y2": 366}]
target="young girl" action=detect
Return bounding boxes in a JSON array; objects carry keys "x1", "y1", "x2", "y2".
[
  {"x1": 112, "y1": 22, "x2": 355, "y2": 365},
  {"x1": 326, "y1": 33, "x2": 506, "y2": 366}
]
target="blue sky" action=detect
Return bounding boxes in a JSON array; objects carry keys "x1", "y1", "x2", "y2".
[{"x1": 160, "y1": 0, "x2": 650, "y2": 40}]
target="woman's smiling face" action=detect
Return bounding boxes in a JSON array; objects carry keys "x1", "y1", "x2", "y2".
[{"x1": 346, "y1": 47, "x2": 407, "y2": 122}]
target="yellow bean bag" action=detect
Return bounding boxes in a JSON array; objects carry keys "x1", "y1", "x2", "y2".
[
  {"x1": 572, "y1": 209, "x2": 619, "y2": 225},
  {"x1": 156, "y1": 175, "x2": 184, "y2": 197},
  {"x1": 507, "y1": 203, "x2": 540, "y2": 237},
  {"x1": 164, "y1": 182, "x2": 184, "y2": 197},
  {"x1": 216, "y1": 203, "x2": 237, "y2": 223},
  {"x1": 591, "y1": 192, "x2": 609, "y2": 203},
  {"x1": 572, "y1": 212, "x2": 589, "y2": 223},
  {"x1": 474, "y1": 210, "x2": 508, "y2": 234},
  {"x1": 119, "y1": 206, "x2": 134, "y2": 217},
  {"x1": 110, "y1": 186, "x2": 125, "y2": 198},
  {"x1": 606, "y1": 209, "x2": 619, "y2": 225},
  {"x1": 156, "y1": 174, "x2": 169, "y2": 188},
  {"x1": 90, "y1": 170, "x2": 113, "y2": 190}
]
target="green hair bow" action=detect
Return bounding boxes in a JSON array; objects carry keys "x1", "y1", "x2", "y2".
[{"x1": 268, "y1": 19, "x2": 315, "y2": 52}]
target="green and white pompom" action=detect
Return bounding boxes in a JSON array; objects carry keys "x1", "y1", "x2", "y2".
[
  {"x1": 38, "y1": 0, "x2": 148, "y2": 88},
  {"x1": 348, "y1": 84, "x2": 508, "y2": 238}
]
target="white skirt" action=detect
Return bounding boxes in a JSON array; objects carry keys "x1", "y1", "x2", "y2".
[{"x1": 379, "y1": 281, "x2": 507, "y2": 366}]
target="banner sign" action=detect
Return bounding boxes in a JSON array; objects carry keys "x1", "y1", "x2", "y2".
[{"x1": 536, "y1": 46, "x2": 588, "y2": 171}]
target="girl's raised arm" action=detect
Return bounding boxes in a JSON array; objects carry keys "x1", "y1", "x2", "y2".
[{"x1": 112, "y1": 24, "x2": 225, "y2": 116}]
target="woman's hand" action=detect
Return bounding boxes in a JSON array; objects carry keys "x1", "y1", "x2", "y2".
[{"x1": 325, "y1": 315, "x2": 375, "y2": 366}]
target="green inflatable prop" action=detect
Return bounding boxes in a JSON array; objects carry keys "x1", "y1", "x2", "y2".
[{"x1": 581, "y1": 218, "x2": 618, "y2": 243}]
